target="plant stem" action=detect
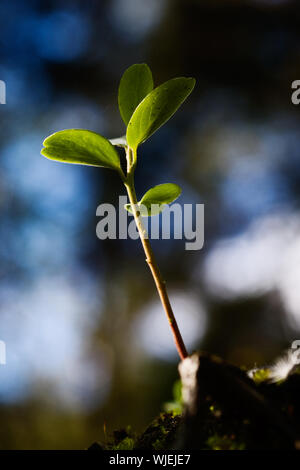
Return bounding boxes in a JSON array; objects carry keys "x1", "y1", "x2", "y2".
[{"x1": 124, "y1": 170, "x2": 188, "y2": 361}]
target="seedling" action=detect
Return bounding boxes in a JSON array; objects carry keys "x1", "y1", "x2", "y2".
[{"x1": 41, "y1": 64, "x2": 195, "y2": 360}]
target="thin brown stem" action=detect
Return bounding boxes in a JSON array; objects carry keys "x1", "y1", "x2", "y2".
[{"x1": 125, "y1": 171, "x2": 188, "y2": 360}]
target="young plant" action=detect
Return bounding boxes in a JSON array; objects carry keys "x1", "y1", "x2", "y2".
[{"x1": 41, "y1": 64, "x2": 195, "y2": 360}]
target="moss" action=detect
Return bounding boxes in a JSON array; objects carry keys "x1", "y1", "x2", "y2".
[
  {"x1": 95, "y1": 354, "x2": 300, "y2": 451},
  {"x1": 102, "y1": 427, "x2": 137, "y2": 450},
  {"x1": 251, "y1": 368, "x2": 271, "y2": 384},
  {"x1": 114, "y1": 437, "x2": 135, "y2": 450},
  {"x1": 135, "y1": 413, "x2": 182, "y2": 450}
]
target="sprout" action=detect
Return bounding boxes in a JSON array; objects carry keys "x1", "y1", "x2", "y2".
[{"x1": 41, "y1": 64, "x2": 195, "y2": 360}]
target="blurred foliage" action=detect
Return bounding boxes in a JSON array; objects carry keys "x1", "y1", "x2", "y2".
[{"x1": 163, "y1": 380, "x2": 183, "y2": 415}]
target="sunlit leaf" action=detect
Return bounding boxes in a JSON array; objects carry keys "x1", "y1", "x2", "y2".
[
  {"x1": 41, "y1": 129, "x2": 121, "y2": 171},
  {"x1": 126, "y1": 77, "x2": 195, "y2": 150},
  {"x1": 118, "y1": 63, "x2": 153, "y2": 125},
  {"x1": 125, "y1": 183, "x2": 182, "y2": 216}
]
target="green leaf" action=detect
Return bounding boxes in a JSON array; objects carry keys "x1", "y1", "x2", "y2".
[
  {"x1": 41, "y1": 129, "x2": 121, "y2": 171},
  {"x1": 126, "y1": 77, "x2": 195, "y2": 150},
  {"x1": 118, "y1": 63, "x2": 153, "y2": 125},
  {"x1": 125, "y1": 183, "x2": 182, "y2": 216}
]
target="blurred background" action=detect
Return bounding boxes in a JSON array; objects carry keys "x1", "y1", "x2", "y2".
[{"x1": 0, "y1": 0, "x2": 300, "y2": 449}]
